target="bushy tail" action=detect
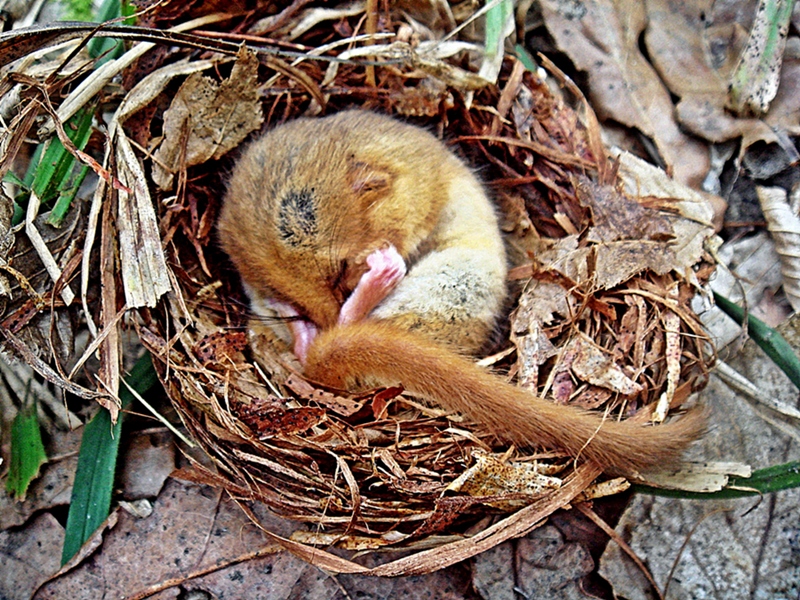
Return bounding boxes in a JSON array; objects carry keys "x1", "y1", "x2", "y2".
[{"x1": 304, "y1": 321, "x2": 706, "y2": 476}]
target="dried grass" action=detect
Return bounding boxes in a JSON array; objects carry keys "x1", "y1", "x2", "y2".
[{"x1": 0, "y1": 3, "x2": 716, "y2": 572}]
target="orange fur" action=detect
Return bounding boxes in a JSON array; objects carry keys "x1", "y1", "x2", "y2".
[
  {"x1": 219, "y1": 111, "x2": 705, "y2": 478},
  {"x1": 305, "y1": 320, "x2": 706, "y2": 477}
]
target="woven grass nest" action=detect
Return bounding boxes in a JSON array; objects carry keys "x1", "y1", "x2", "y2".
[{"x1": 1, "y1": 3, "x2": 717, "y2": 573}]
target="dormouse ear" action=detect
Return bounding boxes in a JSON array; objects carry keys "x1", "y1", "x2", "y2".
[{"x1": 348, "y1": 160, "x2": 393, "y2": 195}]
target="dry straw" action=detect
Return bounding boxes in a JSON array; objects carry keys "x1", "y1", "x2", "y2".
[{"x1": 0, "y1": 4, "x2": 715, "y2": 574}]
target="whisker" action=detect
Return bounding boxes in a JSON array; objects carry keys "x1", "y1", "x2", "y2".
[{"x1": 248, "y1": 313, "x2": 306, "y2": 324}]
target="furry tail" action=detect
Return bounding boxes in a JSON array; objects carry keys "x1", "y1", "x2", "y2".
[{"x1": 304, "y1": 321, "x2": 706, "y2": 476}]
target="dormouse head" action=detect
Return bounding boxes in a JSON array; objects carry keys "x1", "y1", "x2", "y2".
[
  {"x1": 219, "y1": 116, "x2": 391, "y2": 329},
  {"x1": 218, "y1": 111, "x2": 451, "y2": 329}
]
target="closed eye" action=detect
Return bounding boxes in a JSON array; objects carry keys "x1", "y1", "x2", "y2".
[{"x1": 328, "y1": 259, "x2": 349, "y2": 305}]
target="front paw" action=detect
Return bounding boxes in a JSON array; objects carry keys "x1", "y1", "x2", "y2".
[{"x1": 339, "y1": 245, "x2": 406, "y2": 324}]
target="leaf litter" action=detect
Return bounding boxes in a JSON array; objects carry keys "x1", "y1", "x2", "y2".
[{"x1": 0, "y1": 0, "x2": 757, "y2": 593}]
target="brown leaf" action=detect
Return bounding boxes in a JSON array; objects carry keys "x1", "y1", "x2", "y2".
[
  {"x1": 614, "y1": 149, "x2": 717, "y2": 272},
  {"x1": 512, "y1": 279, "x2": 573, "y2": 327},
  {"x1": 758, "y1": 185, "x2": 800, "y2": 312},
  {"x1": 646, "y1": 0, "x2": 800, "y2": 150},
  {"x1": 446, "y1": 451, "x2": 563, "y2": 511},
  {"x1": 32, "y1": 479, "x2": 303, "y2": 600},
  {"x1": 392, "y1": 76, "x2": 453, "y2": 117},
  {"x1": 370, "y1": 386, "x2": 404, "y2": 419},
  {"x1": 536, "y1": 234, "x2": 590, "y2": 282},
  {"x1": 119, "y1": 430, "x2": 176, "y2": 500},
  {"x1": 571, "y1": 386, "x2": 613, "y2": 410},
  {"x1": 654, "y1": 303, "x2": 681, "y2": 422},
  {"x1": 192, "y1": 330, "x2": 248, "y2": 365},
  {"x1": 407, "y1": 496, "x2": 487, "y2": 539},
  {"x1": 115, "y1": 132, "x2": 172, "y2": 309},
  {"x1": 512, "y1": 319, "x2": 556, "y2": 390},
  {"x1": 152, "y1": 46, "x2": 263, "y2": 189},
  {"x1": 569, "y1": 335, "x2": 644, "y2": 396},
  {"x1": 0, "y1": 513, "x2": 64, "y2": 600},
  {"x1": 539, "y1": 0, "x2": 710, "y2": 187},
  {"x1": 593, "y1": 239, "x2": 676, "y2": 290},
  {"x1": 235, "y1": 397, "x2": 326, "y2": 437},
  {"x1": 284, "y1": 373, "x2": 366, "y2": 416},
  {"x1": 576, "y1": 176, "x2": 673, "y2": 243}
]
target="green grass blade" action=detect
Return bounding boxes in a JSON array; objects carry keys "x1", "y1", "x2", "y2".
[
  {"x1": 61, "y1": 353, "x2": 159, "y2": 565},
  {"x1": 3, "y1": 171, "x2": 25, "y2": 187},
  {"x1": 713, "y1": 291, "x2": 800, "y2": 390},
  {"x1": 21, "y1": 139, "x2": 45, "y2": 187},
  {"x1": 87, "y1": 0, "x2": 125, "y2": 61},
  {"x1": 61, "y1": 0, "x2": 95, "y2": 21},
  {"x1": 31, "y1": 107, "x2": 94, "y2": 206},
  {"x1": 10, "y1": 142, "x2": 44, "y2": 225},
  {"x1": 514, "y1": 43, "x2": 538, "y2": 72},
  {"x1": 484, "y1": 0, "x2": 513, "y2": 58},
  {"x1": 11, "y1": 0, "x2": 133, "y2": 228},
  {"x1": 634, "y1": 461, "x2": 800, "y2": 499},
  {"x1": 48, "y1": 164, "x2": 90, "y2": 227},
  {"x1": 5, "y1": 386, "x2": 47, "y2": 501},
  {"x1": 13, "y1": 106, "x2": 94, "y2": 227},
  {"x1": 479, "y1": 0, "x2": 513, "y2": 83}
]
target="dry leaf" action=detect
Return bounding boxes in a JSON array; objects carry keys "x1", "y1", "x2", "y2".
[
  {"x1": 593, "y1": 240, "x2": 676, "y2": 290},
  {"x1": 512, "y1": 319, "x2": 556, "y2": 390},
  {"x1": 536, "y1": 235, "x2": 590, "y2": 282},
  {"x1": 291, "y1": 531, "x2": 404, "y2": 550},
  {"x1": 757, "y1": 185, "x2": 800, "y2": 312},
  {"x1": 728, "y1": 0, "x2": 793, "y2": 116},
  {"x1": 152, "y1": 46, "x2": 263, "y2": 189},
  {"x1": 568, "y1": 335, "x2": 643, "y2": 396},
  {"x1": 703, "y1": 232, "x2": 782, "y2": 348},
  {"x1": 284, "y1": 373, "x2": 366, "y2": 416},
  {"x1": 654, "y1": 301, "x2": 681, "y2": 422},
  {"x1": 32, "y1": 479, "x2": 297, "y2": 600},
  {"x1": 447, "y1": 451, "x2": 563, "y2": 511},
  {"x1": 577, "y1": 175, "x2": 674, "y2": 243},
  {"x1": 118, "y1": 430, "x2": 175, "y2": 500},
  {"x1": 23, "y1": 194, "x2": 74, "y2": 305},
  {"x1": 646, "y1": 0, "x2": 800, "y2": 151},
  {"x1": 0, "y1": 513, "x2": 63, "y2": 600},
  {"x1": 614, "y1": 150, "x2": 718, "y2": 282},
  {"x1": 115, "y1": 59, "x2": 218, "y2": 127},
  {"x1": 637, "y1": 461, "x2": 752, "y2": 492},
  {"x1": 192, "y1": 330, "x2": 248, "y2": 365},
  {"x1": 115, "y1": 132, "x2": 172, "y2": 308},
  {"x1": 0, "y1": 193, "x2": 14, "y2": 297},
  {"x1": 574, "y1": 477, "x2": 630, "y2": 502},
  {"x1": 512, "y1": 279, "x2": 573, "y2": 326},
  {"x1": 335, "y1": 41, "x2": 490, "y2": 90},
  {"x1": 539, "y1": 0, "x2": 710, "y2": 187},
  {"x1": 478, "y1": 522, "x2": 599, "y2": 599},
  {"x1": 236, "y1": 400, "x2": 326, "y2": 438},
  {"x1": 281, "y1": 2, "x2": 366, "y2": 40},
  {"x1": 392, "y1": 76, "x2": 453, "y2": 117},
  {"x1": 572, "y1": 171, "x2": 684, "y2": 288}
]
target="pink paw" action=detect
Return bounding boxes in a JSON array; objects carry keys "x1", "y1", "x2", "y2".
[
  {"x1": 339, "y1": 245, "x2": 406, "y2": 324},
  {"x1": 290, "y1": 319, "x2": 318, "y2": 364},
  {"x1": 269, "y1": 298, "x2": 318, "y2": 363}
]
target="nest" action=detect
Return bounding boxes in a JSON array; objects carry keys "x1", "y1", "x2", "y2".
[{"x1": 0, "y1": 3, "x2": 716, "y2": 573}]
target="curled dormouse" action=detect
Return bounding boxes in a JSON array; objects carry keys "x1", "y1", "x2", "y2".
[{"x1": 218, "y1": 110, "x2": 704, "y2": 476}]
